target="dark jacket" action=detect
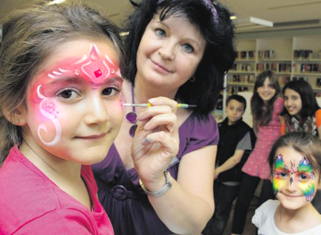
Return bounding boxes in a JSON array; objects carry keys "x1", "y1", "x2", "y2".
[{"x1": 217, "y1": 118, "x2": 256, "y2": 182}]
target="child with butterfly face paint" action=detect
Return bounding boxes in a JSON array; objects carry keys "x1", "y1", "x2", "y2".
[{"x1": 252, "y1": 132, "x2": 321, "y2": 235}]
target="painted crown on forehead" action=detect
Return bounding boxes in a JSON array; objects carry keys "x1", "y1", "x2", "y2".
[{"x1": 48, "y1": 44, "x2": 121, "y2": 82}]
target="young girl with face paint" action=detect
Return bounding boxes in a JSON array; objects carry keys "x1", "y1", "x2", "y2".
[
  {"x1": 252, "y1": 132, "x2": 321, "y2": 235},
  {"x1": 91, "y1": 0, "x2": 236, "y2": 234},
  {"x1": 231, "y1": 70, "x2": 284, "y2": 235},
  {"x1": 0, "y1": 3, "x2": 178, "y2": 234}
]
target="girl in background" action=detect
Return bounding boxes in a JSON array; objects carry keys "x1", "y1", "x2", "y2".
[
  {"x1": 253, "y1": 132, "x2": 321, "y2": 235},
  {"x1": 0, "y1": 2, "x2": 178, "y2": 234},
  {"x1": 231, "y1": 70, "x2": 284, "y2": 235},
  {"x1": 281, "y1": 79, "x2": 321, "y2": 137}
]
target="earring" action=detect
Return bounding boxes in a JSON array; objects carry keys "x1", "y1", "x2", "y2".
[
  {"x1": 189, "y1": 76, "x2": 196, "y2": 82},
  {"x1": 15, "y1": 119, "x2": 20, "y2": 124}
]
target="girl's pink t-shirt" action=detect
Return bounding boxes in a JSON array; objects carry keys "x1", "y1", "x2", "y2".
[{"x1": 0, "y1": 146, "x2": 114, "y2": 235}]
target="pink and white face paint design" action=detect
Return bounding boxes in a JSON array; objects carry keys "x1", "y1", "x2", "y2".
[{"x1": 31, "y1": 44, "x2": 122, "y2": 146}]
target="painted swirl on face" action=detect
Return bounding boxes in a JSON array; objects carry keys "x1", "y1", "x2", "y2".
[
  {"x1": 36, "y1": 85, "x2": 62, "y2": 146},
  {"x1": 33, "y1": 44, "x2": 121, "y2": 146}
]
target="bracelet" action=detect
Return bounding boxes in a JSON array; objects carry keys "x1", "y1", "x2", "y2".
[{"x1": 139, "y1": 171, "x2": 172, "y2": 197}]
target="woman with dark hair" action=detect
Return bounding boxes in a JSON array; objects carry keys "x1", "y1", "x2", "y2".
[
  {"x1": 281, "y1": 79, "x2": 321, "y2": 137},
  {"x1": 91, "y1": 0, "x2": 236, "y2": 234},
  {"x1": 231, "y1": 70, "x2": 284, "y2": 235}
]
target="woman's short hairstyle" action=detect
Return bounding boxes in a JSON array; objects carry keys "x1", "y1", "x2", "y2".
[
  {"x1": 124, "y1": 0, "x2": 236, "y2": 116},
  {"x1": 0, "y1": 2, "x2": 124, "y2": 161},
  {"x1": 280, "y1": 79, "x2": 320, "y2": 118},
  {"x1": 251, "y1": 70, "x2": 280, "y2": 126},
  {"x1": 269, "y1": 132, "x2": 321, "y2": 178}
]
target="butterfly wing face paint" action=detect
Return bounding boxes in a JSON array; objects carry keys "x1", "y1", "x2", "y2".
[
  {"x1": 273, "y1": 154, "x2": 288, "y2": 195},
  {"x1": 273, "y1": 154, "x2": 316, "y2": 202},
  {"x1": 297, "y1": 158, "x2": 315, "y2": 202},
  {"x1": 30, "y1": 43, "x2": 122, "y2": 147}
]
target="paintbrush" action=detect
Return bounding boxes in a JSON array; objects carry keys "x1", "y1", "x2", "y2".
[{"x1": 123, "y1": 103, "x2": 197, "y2": 108}]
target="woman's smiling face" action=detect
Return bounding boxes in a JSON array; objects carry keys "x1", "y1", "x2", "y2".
[
  {"x1": 19, "y1": 39, "x2": 124, "y2": 165},
  {"x1": 136, "y1": 14, "x2": 206, "y2": 92}
]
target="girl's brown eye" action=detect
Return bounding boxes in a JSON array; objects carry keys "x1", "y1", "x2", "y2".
[{"x1": 60, "y1": 90, "x2": 73, "y2": 99}]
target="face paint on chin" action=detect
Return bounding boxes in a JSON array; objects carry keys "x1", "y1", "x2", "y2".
[{"x1": 29, "y1": 43, "x2": 122, "y2": 146}]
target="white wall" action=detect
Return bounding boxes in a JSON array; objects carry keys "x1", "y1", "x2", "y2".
[{"x1": 238, "y1": 91, "x2": 253, "y2": 127}]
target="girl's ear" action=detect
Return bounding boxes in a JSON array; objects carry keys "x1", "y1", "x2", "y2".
[{"x1": 3, "y1": 105, "x2": 28, "y2": 127}]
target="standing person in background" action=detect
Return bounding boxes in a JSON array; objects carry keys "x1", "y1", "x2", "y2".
[
  {"x1": 281, "y1": 79, "x2": 321, "y2": 212},
  {"x1": 92, "y1": 0, "x2": 236, "y2": 234},
  {"x1": 204, "y1": 95, "x2": 256, "y2": 235},
  {"x1": 0, "y1": 2, "x2": 179, "y2": 234},
  {"x1": 231, "y1": 70, "x2": 284, "y2": 235}
]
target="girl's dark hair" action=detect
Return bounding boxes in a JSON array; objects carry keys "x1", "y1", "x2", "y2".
[
  {"x1": 123, "y1": 0, "x2": 236, "y2": 116},
  {"x1": 269, "y1": 132, "x2": 321, "y2": 177},
  {"x1": 251, "y1": 70, "x2": 280, "y2": 126},
  {"x1": 0, "y1": 2, "x2": 124, "y2": 162},
  {"x1": 280, "y1": 80, "x2": 320, "y2": 121}
]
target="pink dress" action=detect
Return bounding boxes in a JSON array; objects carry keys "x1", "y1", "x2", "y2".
[{"x1": 242, "y1": 97, "x2": 283, "y2": 180}]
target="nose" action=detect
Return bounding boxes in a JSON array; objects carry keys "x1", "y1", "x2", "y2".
[
  {"x1": 158, "y1": 40, "x2": 175, "y2": 60},
  {"x1": 284, "y1": 176, "x2": 297, "y2": 192},
  {"x1": 262, "y1": 85, "x2": 269, "y2": 92},
  {"x1": 84, "y1": 96, "x2": 109, "y2": 125},
  {"x1": 287, "y1": 98, "x2": 293, "y2": 106}
]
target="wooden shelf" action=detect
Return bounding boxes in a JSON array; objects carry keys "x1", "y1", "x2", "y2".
[
  {"x1": 228, "y1": 82, "x2": 255, "y2": 86},
  {"x1": 293, "y1": 72, "x2": 321, "y2": 76},
  {"x1": 229, "y1": 71, "x2": 256, "y2": 74},
  {"x1": 257, "y1": 59, "x2": 292, "y2": 62},
  {"x1": 235, "y1": 59, "x2": 256, "y2": 62},
  {"x1": 293, "y1": 59, "x2": 321, "y2": 63}
]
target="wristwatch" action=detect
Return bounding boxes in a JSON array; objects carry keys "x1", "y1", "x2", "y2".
[{"x1": 139, "y1": 171, "x2": 172, "y2": 197}]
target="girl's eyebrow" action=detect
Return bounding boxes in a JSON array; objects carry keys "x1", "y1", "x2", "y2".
[
  {"x1": 46, "y1": 76, "x2": 123, "y2": 86},
  {"x1": 46, "y1": 77, "x2": 84, "y2": 86}
]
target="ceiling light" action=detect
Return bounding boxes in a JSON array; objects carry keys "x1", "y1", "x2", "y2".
[
  {"x1": 235, "y1": 17, "x2": 273, "y2": 32},
  {"x1": 48, "y1": 0, "x2": 66, "y2": 5}
]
